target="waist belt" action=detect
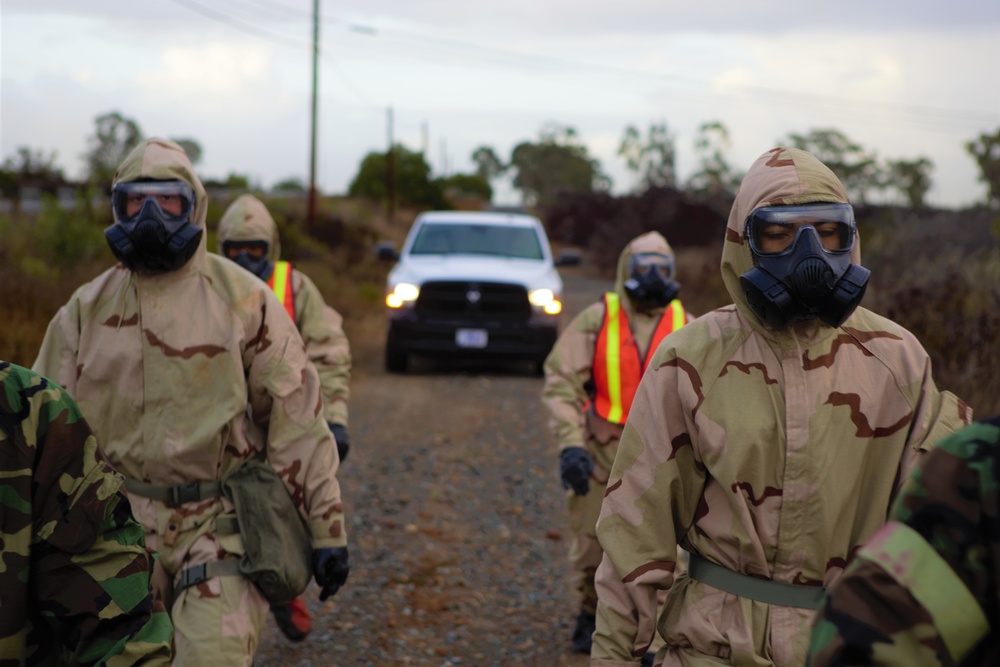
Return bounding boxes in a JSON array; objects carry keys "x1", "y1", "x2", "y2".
[
  {"x1": 687, "y1": 553, "x2": 826, "y2": 610},
  {"x1": 124, "y1": 478, "x2": 223, "y2": 507},
  {"x1": 123, "y1": 478, "x2": 238, "y2": 535},
  {"x1": 175, "y1": 558, "x2": 243, "y2": 595}
]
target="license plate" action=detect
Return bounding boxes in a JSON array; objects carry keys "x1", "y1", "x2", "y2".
[{"x1": 455, "y1": 328, "x2": 488, "y2": 348}]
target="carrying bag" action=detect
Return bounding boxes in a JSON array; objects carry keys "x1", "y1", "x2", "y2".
[{"x1": 221, "y1": 459, "x2": 313, "y2": 605}]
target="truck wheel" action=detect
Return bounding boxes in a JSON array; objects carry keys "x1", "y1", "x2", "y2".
[{"x1": 384, "y1": 342, "x2": 409, "y2": 373}]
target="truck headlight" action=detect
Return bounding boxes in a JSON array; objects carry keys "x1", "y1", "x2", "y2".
[
  {"x1": 529, "y1": 288, "x2": 562, "y2": 315},
  {"x1": 386, "y1": 282, "x2": 420, "y2": 308}
]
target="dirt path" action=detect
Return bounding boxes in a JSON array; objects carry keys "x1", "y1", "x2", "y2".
[{"x1": 253, "y1": 270, "x2": 613, "y2": 666}]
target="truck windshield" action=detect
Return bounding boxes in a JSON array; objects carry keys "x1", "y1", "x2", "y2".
[{"x1": 410, "y1": 223, "x2": 543, "y2": 260}]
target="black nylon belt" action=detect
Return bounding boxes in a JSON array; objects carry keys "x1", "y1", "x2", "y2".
[
  {"x1": 174, "y1": 559, "x2": 243, "y2": 595},
  {"x1": 124, "y1": 478, "x2": 223, "y2": 506},
  {"x1": 687, "y1": 553, "x2": 826, "y2": 609}
]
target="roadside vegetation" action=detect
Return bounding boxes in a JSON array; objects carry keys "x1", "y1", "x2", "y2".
[{"x1": 2, "y1": 111, "x2": 999, "y2": 415}]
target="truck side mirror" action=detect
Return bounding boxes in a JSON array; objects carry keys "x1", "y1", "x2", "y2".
[
  {"x1": 375, "y1": 241, "x2": 399, "y2": 262},
  {"x1": 554, "y1": 249, "x2": 581, "y2": 267}
]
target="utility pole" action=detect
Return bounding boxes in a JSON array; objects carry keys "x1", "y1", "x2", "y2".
[
  {"x1": 307, "y1": 0, "x2": 319, "y2": 229},
  {"x1": 387, "y1": 106, "x2": 395, "y2": 224}
]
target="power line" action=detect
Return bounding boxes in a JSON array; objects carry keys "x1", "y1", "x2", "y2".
[
  {"x1": 165, "y1": 0, "x2": 309, "y2": 49},
  {"x1": 165, "y1": 1, "x2": 999, "y2": 133}
]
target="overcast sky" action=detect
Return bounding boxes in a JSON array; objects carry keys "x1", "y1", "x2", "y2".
[{"x1": 2, "y1": 0, "x2": 998, "y2": 208}]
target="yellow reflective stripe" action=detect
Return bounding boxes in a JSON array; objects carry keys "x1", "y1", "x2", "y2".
[
  {"x1": 605, "y1": 293, "x2": 623, "y2": 423},
  {"x1": 670, "y1": 299, "x2": 686, "y2": 330},
  {"x1": 858, "y1": 521, "x2": 988, "y2": 662},
  {"x1": 271, "y1": 261, "x2": 290, "y2": 303}
]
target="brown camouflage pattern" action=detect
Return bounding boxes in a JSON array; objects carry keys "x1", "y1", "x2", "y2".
[
  {"x1": 590, "y1": 147, "x2": 971, "y2": 667},
  {"x1": 0, "y1": 360, "x2": 173, "y2": 666},
  {"x1": 216, "y1": 193, "x2": 352, "y2": 427},
  {"x1": 807, "y1": 415, "x2": 1000, "y2": 667},
  {"x1": 542, "y1": 231, "x2": 694, "y2": 616},
  {"x1": 31, "y1": 139, "x2": 346, "y2": 665}
]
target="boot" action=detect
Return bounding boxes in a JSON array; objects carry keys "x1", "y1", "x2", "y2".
[
  {"x1": 271, "y1": 596, "x2": 312, "y2": 642},
  {"x1": 571, "y1": 612, "x2": 596, "y2": 654}
]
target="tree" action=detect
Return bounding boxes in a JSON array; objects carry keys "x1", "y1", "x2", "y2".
[
  {"x1": 170, "y1": 138, "x2": 203, "y2": 166},
  {"x1": 84, "y1": 111, "x2": 143, "y2": 189},
  {"x1": 779, "y1": 128, "x2": 881, "y2": 205},
  {"x1": 471, "y1": 146, "x2": 506, "y2": 181},
  {"x1": 0, "y1": 146, "x2": 66, "y2": 198},
  {"x1": 348, "y1": 144, "x2": 448, "y2": 209},
  {"x1": 436, "y1": 173, "x2": 492, "y2": 202},
  {"x1": 686, "y1": 121, "x2": 742, "y2": 197},
  {"x1": 965, "y1": 128, "x2": 1000, "y2": 209},
  {"x1": 272, "y1": 177, "x2": 306, "y2": 192},
  {"x1": 618, "y1": 121, "x2": 676, "y2": 191},
  {"x1": 885, "y1": 157, "x2": 933, "y2": 209},
  {"x1": 509, "y1": 123, "x2": 608, "y2": 208}
]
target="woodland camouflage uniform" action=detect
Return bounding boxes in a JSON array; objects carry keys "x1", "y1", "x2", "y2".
[
  {"x1": 591, "y1": 147, "x2": 971, "y2": 667},
  {"x1": 542, "y1": 231, "x2": 694, "y2": 622},
  {"x1": 0, "y1": 361, "x2": 173, "y2": 666},
  {"x1": 32, "y1": 139, "x2": 347, "y2": 667},
  {"x1": 807, "y1": 415, "x2": 1000, "y2": 667},
  {"x1": 216, "y1": 194, "x2": 351, "y2": 430}
]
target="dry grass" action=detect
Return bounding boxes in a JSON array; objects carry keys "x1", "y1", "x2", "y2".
[{"x1": 4, "y1": 196, "x2": 998, "y2": 417}]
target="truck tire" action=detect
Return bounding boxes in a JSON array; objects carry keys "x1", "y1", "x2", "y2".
[{"x1": 384, "y1": 341, "x2": 409, "y2": 373}]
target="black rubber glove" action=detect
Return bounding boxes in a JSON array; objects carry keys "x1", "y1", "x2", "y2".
[
  {"x1": 313, "y1": 546, "x2": 350, "y2": 601},
  {"x1": 560, "y1": 446, "x2": 594, "y2": 496},
  {"x1": 328, "y1": 422, "x2": 350, "y2": 462}
]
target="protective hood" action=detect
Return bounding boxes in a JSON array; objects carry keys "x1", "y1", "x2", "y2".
[
  {"x1": 613, "y1": 231, "x2": 677, "y2": 316},
  {"x1": 216, "y1": 194, "x2": 282, "y2": 263},
  {"x1": 721, "y1": 147, "x2": 861, "y2": 336},
  {"x1": 111, "y1": 137, "x2": 208, "y2": 273}
]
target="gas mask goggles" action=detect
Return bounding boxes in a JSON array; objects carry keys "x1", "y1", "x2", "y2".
[
  {"x1": 105, "y1": 180, "x2": 202, "y2": 274},
  {"x1": 221, "y1": 240, "x2": 273, "y2": 280},
  {"x1": 623, "y1": 252, "x2": 680, "y2": 311},
  {"x1": 739, "y1": 203, "x2": 869, "y2": 330}
]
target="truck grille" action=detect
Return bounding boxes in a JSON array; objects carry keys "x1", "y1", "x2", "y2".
[{"x1": 416, "y1": 281, "x2": 531, "y2": 320}]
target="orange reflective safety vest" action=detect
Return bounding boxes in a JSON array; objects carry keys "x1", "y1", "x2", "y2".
[
  {"x1": 267, "y1": 260, "x2": 296, "y2": 322},
  {"x1": 592, "y1": 292, "x2": 687, "y2": 424}
]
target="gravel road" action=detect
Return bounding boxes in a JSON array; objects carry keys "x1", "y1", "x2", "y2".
[{"x1": 253, "y1": 269, "x2": 614, "y2": 667}]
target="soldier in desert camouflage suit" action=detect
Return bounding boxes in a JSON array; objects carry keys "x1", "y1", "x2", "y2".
[
  {"x1": 217, "y1": 193, "x2": 353, "y2": 641},
  {"x1": 542, "y1": 231, "x2": 694, "y2": 657},
  {"x1": 0, "y1": 360, "x2": 173, "y2": 665},
  {"x1": 807, "y1": 415, "x2": 1000, "y2": 666},
  {"x1": 32, "y1": 138, "x2": 349, "y2": 667},
  {"x1": 590, "y1": 146, "x2": 971, "y2": 667}
]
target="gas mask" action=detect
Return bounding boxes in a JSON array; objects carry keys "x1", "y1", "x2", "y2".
[
  {"x1": 739, "y1": 203, "x2": 870, "y2": 330},
  {"x1": 221, "y1": 240, "x2": 273, "y2": 280},
  {"x1": 623, "y1": 252, "x2": 681, "y2": 311},
  {"x1": 105, "y1": 180, "x2": 202, "y2": 274}
]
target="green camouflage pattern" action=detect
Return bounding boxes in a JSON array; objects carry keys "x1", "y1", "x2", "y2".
[
  {"x1": 216, "y1": 194, "x2": 352, "y2": 427},
  {"x1": 807, "y1": 415, "x2": 1000, "y2": 667},
  {"x1": 0, "y1": 361, "x2": 172, "y2": 666},
  {"x1": 542, "y1": 231, "x2": 693, "y2": 616},
  {"x1": 591, "y1": 147, "x2": 972, "y2": 667},
  {"x1": 31, "y1": 139, "x2": 347, "y2": 665}
]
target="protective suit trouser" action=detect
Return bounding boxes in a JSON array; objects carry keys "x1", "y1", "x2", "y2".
[
  {"x1": 567, "y1": 476, "x2": 607, "y2": 616},
  {"x1": 171, "y1": 570, "x2": 269, "y2": 666}
]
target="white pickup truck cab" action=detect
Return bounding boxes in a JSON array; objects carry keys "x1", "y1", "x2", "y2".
[{"x1": 377, "y1": 210, "x2": 578, "y2": 373}]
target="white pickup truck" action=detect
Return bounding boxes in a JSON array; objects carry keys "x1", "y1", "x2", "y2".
[{"x1": 377, "y1": 210, "x2": 579, "y2": 373}]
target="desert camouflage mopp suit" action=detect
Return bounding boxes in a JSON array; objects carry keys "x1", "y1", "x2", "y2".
[
  {"x1": 0, "y1": 360, "x2": 173, "y2": 665},
  {"x1": 542, "y1": 231, "x2": 693, "y2": 620},
  {"x1": 32, "y1": 139, "x2": 347, "y2": 667},
  {"x1": 216, "y1": 194, "x2": 352, "y2": 430},
  {"x1": 590, "y1": 147, "x2": 971, "y2": 667},
  {"x1": 807, "y1": 414, "x2": 1000, "y2": 667}
]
